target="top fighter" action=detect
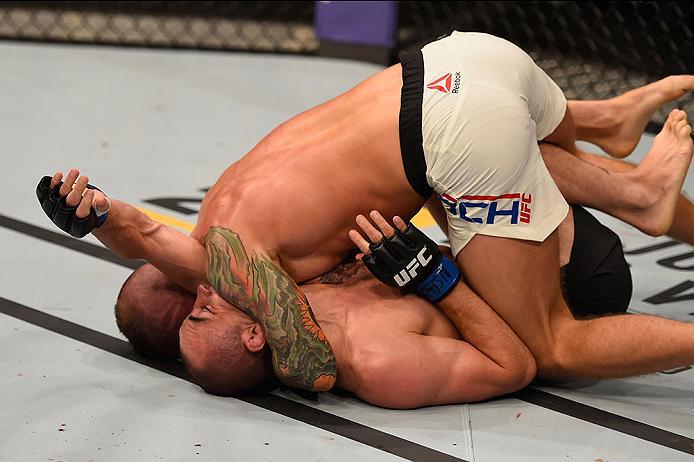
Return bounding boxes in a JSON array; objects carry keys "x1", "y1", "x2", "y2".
[{"x1": 39, "y1": 32, "x2": 694, "y2": 394}]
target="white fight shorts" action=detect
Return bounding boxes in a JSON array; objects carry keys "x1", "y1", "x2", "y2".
[{"x1": 399, "y1": 32, "x2": 569, "y2": 256}]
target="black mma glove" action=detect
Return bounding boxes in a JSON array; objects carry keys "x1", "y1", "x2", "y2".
[
  {"x1": 362, "y1": 221, "x2": 460, "y2": 303},
  {"x1": 36, "y1": 175, "x2": 110, "y2": 238}
]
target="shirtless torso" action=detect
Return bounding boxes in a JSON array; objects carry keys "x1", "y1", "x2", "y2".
[
  {"x1": 305, "y1": 262, "x2": 461, "y2": 406},
  {"x1": 191, "y1": 65, "x2": 419, "y2": 282}
]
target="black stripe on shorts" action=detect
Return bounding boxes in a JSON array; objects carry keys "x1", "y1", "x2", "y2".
[{"x1": 399, "y1": 49, "x2": 434, "y2": 199}]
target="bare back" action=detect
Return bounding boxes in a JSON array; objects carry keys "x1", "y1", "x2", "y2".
[{"x1": 193, "y1": 65, "x2": 424, "y2": 281}]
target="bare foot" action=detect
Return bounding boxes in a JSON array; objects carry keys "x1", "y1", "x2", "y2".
[
  {"x1": 582, "y1": 75, "x2": 694, "y2": 158},
  {"x1": 621, "y1": 109, "x2": 693, "y2": 236}
]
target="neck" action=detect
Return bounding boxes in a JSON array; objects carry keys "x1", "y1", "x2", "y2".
[{"x1": 301, "y1": 263, "x2": 386, "y2": 388}]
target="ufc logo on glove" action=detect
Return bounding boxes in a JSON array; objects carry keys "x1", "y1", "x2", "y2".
[
  {"x1": 394, "y1": 248, "x2": 433, "y2": 286},
  {"x1": 363, "y1": 222, "x2": 460, "y2": 303}
]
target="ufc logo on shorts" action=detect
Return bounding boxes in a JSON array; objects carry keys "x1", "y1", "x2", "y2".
[
  {"x1": 440, "y1": 193, "x2": 533, "y2": 225},
  {"x1": 519, "y1": 193, "x2": 532, "y2": 224},
  {"x1": 394, "y1": 248, "x2": 432, "y2": 287}
]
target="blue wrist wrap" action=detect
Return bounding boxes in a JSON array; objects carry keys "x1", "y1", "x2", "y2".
[{"x1": 415, "y1": 255, "x2": 461, "y2": 303}]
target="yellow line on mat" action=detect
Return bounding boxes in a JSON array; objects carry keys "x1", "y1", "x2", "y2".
[
  {"x1": 137, "y1": 207, "x2": 438, "y2": 234},
  {"x1": 136, "y1": 207, "x2": 195, "y2": 232},
  {"x1": 411, "y1": 208, "x2": 437, "y2": 229}
]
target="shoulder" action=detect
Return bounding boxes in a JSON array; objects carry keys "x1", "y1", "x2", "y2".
[
  {"x1": 344, "y1": 331, "x2": 418, "y2": 397},
  {"x1": 347, "y1": 346, "x2": 399, "y2": 404}
]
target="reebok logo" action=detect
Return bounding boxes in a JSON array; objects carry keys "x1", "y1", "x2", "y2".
[{"x1": 427, "y1": 72, "x2": 461, "y2": 94}]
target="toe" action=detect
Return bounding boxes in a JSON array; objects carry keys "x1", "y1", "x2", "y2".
[
  {"x1": 668, "y1": 108, "x2": 686, "y2": 125},
  {"x1": 676, "y1": 108, "x2": 687, "y2": 120},
  {"x1": 675, "y1": 117, "x2": 688, "y2": 131}
]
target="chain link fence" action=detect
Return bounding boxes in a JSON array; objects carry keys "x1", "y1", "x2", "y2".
[
  {"x1": 398, "y1": 1, "x2": 694, "y2": 128},
  {"x1": 0, "y1": 1, "x2": 317, "y2": 53},
  {"x1": 1, "y1": 1, "x2": 692, "y2": 128}
]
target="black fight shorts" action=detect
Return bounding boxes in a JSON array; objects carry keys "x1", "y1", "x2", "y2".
[{"x1": 563, "y1": 206, "x2": 633, "y2": 318}]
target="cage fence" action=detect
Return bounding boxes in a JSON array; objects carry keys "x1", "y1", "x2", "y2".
[
  {"x1": 0, "y1": 1, "x2": 317, "y2": 53},
  {"x1": 1, "y1": 1, "x2": 692, "y2": 129},
  {"x1": 398, "y1": 1, "x2": 694, "y2": 128}
]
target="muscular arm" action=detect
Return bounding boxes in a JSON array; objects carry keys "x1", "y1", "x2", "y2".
[
  {"x1": 93, "y1": 199, "x2": 207, "y2": 291},
  {"x1": 349, "y1": 212, "x2": 535, "y2": 401},
  {"x1": 205, "y1": 226, "x2": 337, "y2": 391},
  {"x1": 346, "y1": 275, "x2": 535, "y2": 408},
  {"x1": 436, "y1": 280, "x2": 537, "y2": 379},
  {"x1": 362, "y1": 283, "x2": 535, "y2": 408},
  {"x1": 356, "y1": 332, "x2": 533, "y2": 409}
]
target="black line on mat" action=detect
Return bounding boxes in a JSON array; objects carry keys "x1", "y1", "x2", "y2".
[
  {"x1": 0, "y1": 214, "x2": 142, "y2": 270},
  {"x1": 3, "y1": 213, "x2": 694, "y2": 455},
  {"x1": 1, "y1": 214, "x2": 466, "y2": 460},
  {"x1": 0, "y1": 297, "x2": 464, "y2": 462},
  {"x1": 624, "y1": 239, "x2": 682, "y2": 255},
  {"x1": 515, "y1": 388, "x2": 694, "y2": 455}
]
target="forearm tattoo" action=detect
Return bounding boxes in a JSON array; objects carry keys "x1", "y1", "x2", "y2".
[{"x1": 205, "y1": 227, "x2": 337, "y2": 391}]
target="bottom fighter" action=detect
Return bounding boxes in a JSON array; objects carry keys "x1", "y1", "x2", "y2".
[{"x1": 177, "y1": 206, "x2": 639, "y2": 408}]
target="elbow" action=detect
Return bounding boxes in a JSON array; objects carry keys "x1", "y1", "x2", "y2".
[
  {"x1": 520, "y1": 359, "x2": 538, "y2": 389},
  {"x1": 513, "y1": 354, "x2": 537, "y2": 391},
  {"x1": 505, "y1": 355, "x2": 537, "y2": 392}
]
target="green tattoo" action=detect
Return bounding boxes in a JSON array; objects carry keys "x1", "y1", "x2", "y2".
[{"x1": 205, "y1": 227, "x2": 337, "y2": 391}]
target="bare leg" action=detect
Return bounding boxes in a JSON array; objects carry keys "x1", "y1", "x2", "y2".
[
  {"x1": 550, "y1": 310, "x2": 694, "y2": 379},
  {"x1": 542, "y1": 109, "x2": 693, "y2": 237},
  {"x1": 569, "y1": 75, "x2": 694, "y2": 158},
  {"x1": 575, "y1": 150, "x2": 694, "y2": 245},
  {"x1": 453, "y1": 80, "x2": 694, "y2": 380},
  {"x1": 457, "y1": 232, "x2": 694, "y2": 380},
  {"x1": 542, "y1": 104, "x2": 577, "y2": 154}
]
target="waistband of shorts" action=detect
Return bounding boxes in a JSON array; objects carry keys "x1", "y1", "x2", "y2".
[{"x1": 399, "y1": 49, "x2": 434, "y2": 199}]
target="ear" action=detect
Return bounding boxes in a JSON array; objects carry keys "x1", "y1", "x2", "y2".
[{"x1": 240, "y1": 323, "x2": 266, "y2": 353}]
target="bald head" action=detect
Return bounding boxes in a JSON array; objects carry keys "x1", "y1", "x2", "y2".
[
  {"x1": 181, "y1": 323, "x2": 275, "y2": 396},
  {"x1": 115, "y1": 264, "x2": 195, "y2": 358},
  {"x1": 179, "y1": 284, "x2": 277, "y2": 396}
]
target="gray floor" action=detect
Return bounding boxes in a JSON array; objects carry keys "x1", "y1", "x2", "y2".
[{"x1": 0, "y1": 42, "x2": 692, "y2": 462}]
